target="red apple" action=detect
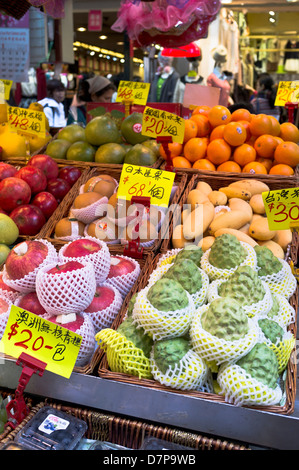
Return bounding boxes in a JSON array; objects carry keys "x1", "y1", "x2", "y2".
[
  {"x1": 47, "y1": 260, "x2": 84, "y2": 275},
  {"x1": 47, "y1": 313, "x2": 84, "y2": 332},
  {"x1": 85, "y1": 285, "x2": 115, "y2": 313},
  {"x1": 15, "y1": 166, "x2": 47, "y2": 194},
  {"x1": 58, "y1": 166, "x2": 81, "y2": 186},
  {"x1": 31, "y1": 191, "x2": 58, "y2": 219},
  {"x1": 0, "y1": 297, "x2": 9, "y2": 314},
  {"x1": 10, "y1": 204, "x2": 46, "y2": 236},
  {"x1": 28, "y1": 154, "x2": 59, "y2": 180},
  {"x1": 46, "y1": 178, "x2": 71, "y2": 203},
  {"x1": 0, "y1": 177, "x2": 31, "y2": 213},
  {"x1": 63, "y1": 238, "x2": 102, "y2": 258},
  {"x1": 0, "y1": 162, "x2": 17, "y2": 181},
  {"x1": 17, "y1": 292, "x2": 46, "y2": 316},
  {"x1": 107, "y1": 256, "x2": 136, "y2": 279},
  {"x1": 5, "y1": 240, "x2": 49, "y2": 280},
  {"x1": 0, "y1": 272, "x2": 18, "y2": 294}
]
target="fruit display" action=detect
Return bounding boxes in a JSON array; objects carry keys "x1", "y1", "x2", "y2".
[
  {"x1": 96, "y1": 234, "x2": 297, "y2": 408},
  {"x1": 0, "y1": 156, "x2": 83, "y2": 239},
  {"x1": 44, "y1": 114, "x2": 160, "y2": 166},
  {"x1": 159, "y1": 105, "x2": 299, "y2": 176}
]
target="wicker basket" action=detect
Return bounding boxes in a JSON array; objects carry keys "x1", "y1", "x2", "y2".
[{"x1": 0, "y1": 400, "x2": 250, "y2": 450}]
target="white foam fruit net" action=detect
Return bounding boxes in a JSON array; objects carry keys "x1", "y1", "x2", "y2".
[
  {"x1": 54, "y1": 219, "x2": 85, "y2": 242},
  {"x1": 70, "y1": 196, "x2": 109, "y2": 225},
  {"x1": 0, "y1": 277, "x2": 21, "y2": 304},
  {"x1": 257, "y1": 325, "x2": 295, "y2": 374},
  {"x1": 0, "y1": 294, "x2": 12, "y2": 340},
  {"x1": 207, "y1": 278, "x2": 273, "y2": 319},
  {"x1": 58, "y1": 237, "x2": 111, "y2": 285},
  {"x1": 156, "y1": 249, "x2": 181, "y2": 268},
  {"x1": 35, "y1": 261, "x2": 97, "y2": 316},
  {"x1": 84, "y1": 283, "x2": 123, "y2": 333},
  {"x1": 105, "y1": 255, "x2": 141, "y2": 298},
  {"x1": 2, "y1": 239, "x2": 58, "y2": 293},
  {"x1": 200, "y1": 242, "x2": 257, "y2": 281},
  {"x1": 269, "y1": 293, "x2": 296, "y2": 327},
  {"x1": 190, "y1": 305, "x2": 259, "y2": 366},
  {"x1": 217, "y1": 363, "x2": 282, "y2": 407},
  {"x1": 132, "y1": 286, "x2": 195, "y2": 341},
  {"x1": 150, "y1": 349, "x2": 209, "y2": 391},
  {"x1": 258, "y1": 259, "x2": 297, "y2": 300}
]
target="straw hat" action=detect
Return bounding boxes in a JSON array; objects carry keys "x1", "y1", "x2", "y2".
[{"x1": 211, "y1": 45, "x2": 228, "y2": 63}]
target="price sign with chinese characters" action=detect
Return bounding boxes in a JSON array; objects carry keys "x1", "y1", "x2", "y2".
[
  {"x1": 1, "y1": 306, "x2": 82, "y2": 379},
  {"x1": 275, "y1": 81, "x2": 299, "y2": 107},
  {"x1": 115, "y1": 80, "x2": 151, "y2": 105},
  {"x1": 142, "y1": 106, "x2": 185, "y2": 144},
  {"x1": 262, "y1": 187, "x2": 299, "y2": 230},
  {"x1": 0, "y1": 79, "x2": 13, "y2": 100},
  {"x1": 117, "y1": 164, "x2": 175, "y2": 208},
  {"x1": 7, "y1": 105, "x2": 46, "y2": 138}
]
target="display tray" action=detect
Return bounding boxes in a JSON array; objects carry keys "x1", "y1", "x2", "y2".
[
  {"x1": 37, "y1": 166, "x2": 188, "y2": 256},
  {"x1": 0, "y1": 400, "x2": 250, "y2": 450}
]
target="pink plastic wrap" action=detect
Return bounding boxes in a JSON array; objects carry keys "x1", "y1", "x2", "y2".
[
  {"x1": 28, "y1": 0, "x2": 65, "y2": 18},
  {"x1": 112, "y1": 0, "x2": 221, "y2": 47}
]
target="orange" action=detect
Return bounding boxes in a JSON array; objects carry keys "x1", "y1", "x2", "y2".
[
  {"x1": 223, "y1": 122, "x2": 247, "y2": 146},
  {"x1": 279, "y1": 122, "x2": 299, "y2": 143},
  {"x1": 217, "y1": 161, "x2": 242, "y2": 173},
  {"x1": 208, "y1": 105, "x2": 231, "y2": 128},
  {"x1": 172, "y1": 156, "x2": 192, "y2": 168},
  {"x1": 233, "y1": 143, "x2": 256, "y2": 167},
  {"x1": 230, "y1": 108, "x2": 252, "y2": 123},
  {"x1": 190, "y1": 114, "x2": 212, "y2": 137},
  {"x1": 183, "y1": 119, "x2": 198, "y2": 143},
  {"x1": 210, "y1": 125, "x2": 226, "y2": 141},
  {"x1": 206, "y1": 138, "x2": 231, "y2": 166},
  {"x1": 249, "y1": 114, "x2": 273, "y2": 136},
  {"x1": 274, "y1": 141, "x2": 299, "y2": 167},
  {"x1": 191, "y1": 105, "x2": 211, "y2": 117},
  {"x1": 159, "y1": 142, "x2": 183, "y2": 160},
  {"x1": 238, "y1": 120, "x2": 251, "y2": 141},
  {"x1": 269, "y1": 163, "x2": 294, "y2": 175},
  {"x1": 256, "y1": 157, "x2": 273, "y2": 172},
  {"x1": 246, "y1": 135, "x2": 258, "y2": 147},
  {"x1": 269, "y1": 116, "x2": 281, "y2": 137},
  {"x1": 253, "y1": 134, "x2": 279, "y2": 159},
  {"x1": 192, "y1": 158, "x2": 216, "y2": 171},
  {"x1": 242, "y1": 161, "x2": 268, "y2": 174},
  {"x1": 183, "y1": 137, "x2": 208, "y2": 162},
  {"x1": 274, "y1": 136, "x2": 284, "y2": 145}
]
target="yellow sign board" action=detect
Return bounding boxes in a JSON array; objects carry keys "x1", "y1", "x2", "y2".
[
  {"x1": 116, "y1": 80, "x2": 150, "y2": 105},
  {"x1": 1, "y1": 306, "x2": 82, "y2": 379},
  {"x1": 117, "y1": 163, "x2": 175, "y2": 208},
  {"x1": 0, "y1": 79, "x2": 13, "y2": 100},
  {"x1": 275, "y1": 81, "x2": 299, "y2": 107},
  {"x1": 7, "y1": 105, "x2": 46, "y2": 138},
  {"x1": 262, "y1": 187, "x2": 299, "y2": 230},
  {"x1": 142, "y1": 106, "x2": 185, "y2": 144}
]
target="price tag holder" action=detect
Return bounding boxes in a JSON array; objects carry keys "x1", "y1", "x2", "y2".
[
  {"x1": 115, "y1": 80, "x2": 150, "y2": 105},
  {"x1": 275, "y1": 81, "x2": 299, "y2": 107},
  {"x1": 142, "y1": 106, "x2": 185, "y2": 144},
  {"x1": 0, "y1": 79, "x2": 13, "y2": 100},
  {"x1": 7, "y1": 105, "x2": 46, "y2": 138},
  {"x1": 1, "y1": 305, "x2": 82, "y2": 379},
  {"x1": 117, "y1": 163, "x2": 175, "y2": 208},
  {"x1": 262, "y1": 187, "x2": 299, "y2": 230}
]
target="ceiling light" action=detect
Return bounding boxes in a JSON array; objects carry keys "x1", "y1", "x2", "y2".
[
  {"x1": 90, "y1": 51, "x2": 95, "y2": 56},
  {"x1": 221, "y1": 0, "x2": 232, "y2": 4},
  {"x1": 269, "y1": 11, "x2": 275, "y2": 15},
  {"x1": 269, "y1": 17, "x2": 276, "y2": 23},
  {"x1": 77, "y1": 27, "x2": 86, "y2": 32},
  {"x1": 99, "y1": 35, "x2": 107, "y2": 40},
  {"x1": 117, "y1": 41, "x2": 124, "y2": 45}
]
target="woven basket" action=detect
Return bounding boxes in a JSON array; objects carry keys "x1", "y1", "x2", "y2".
[
  {"x1": 38, "y1": 166, "x2": 188, "y2": 255},
  {"x1": 0, "y1": 0, "x2": 30, "y2": 20},
  {"x1": 0, "y1": 400, "x2": 250, "y2": 450}
]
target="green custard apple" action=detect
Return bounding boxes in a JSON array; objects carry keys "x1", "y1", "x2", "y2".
[
  {"x1": 254, "y1": 245, "x2": 282, "y2": 277},
  {"x1": 153, "y1": 337, "x2": 190, "y2": 374},
  {"x1": 258, "y1": 318, "x2": 284, "y2": 345},
  {"x1": 267, "y1": 294, "x2": 280, "y2": 319},
  {"x1": 209, "y1": 234, "x2": 247, "y2": 270},
  {"x1": 201, "y1": 297, "x2": 249, "y2": 341},
  {"x1": 127, "y1": 293, "x2": 137, "y2": 317},
  {"x1": 163, "y1": 258, "x2": 202, "y2": 295},
  {"x1": 236, "y1": 343, "x2": 279, "y2": 389},
  {"x1": 218, "y1": 265, "x2": 265, "y2": 306},
  {"x1": 174, "y1": 245, "x2": 203, "y2": 267},
  {"x1": 117, "y1": 317, "x2": 153, "y2": 357},
  {"x1": 147, "y1": 277, "x2": 189, "y2": 312}
]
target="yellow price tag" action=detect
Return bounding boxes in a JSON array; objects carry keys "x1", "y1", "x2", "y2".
[
  {"x1": 142, "y1": 106, "x2": 185, "y2": 144},
  {"x1": 262, "y1": 187, "x2": 299, "y2": 230},
  {"x1": 1, "y1": 306, "x2": 82, "y2": 379},
  {"x1": 7, "y1": 105, "x2": 46, "y2": 138},
  {"x1": 0, "y1": 79, "x2": 13, "y2": 100},
  {"x1": 117, "y1": 164, "x2": 175, "y2": 208},
  {"x1": 275, "y1": 81, "x2": 299, "y2": 106},
  {"x1": 116, "y1": 80, "x2": 150, "y2": 105}
]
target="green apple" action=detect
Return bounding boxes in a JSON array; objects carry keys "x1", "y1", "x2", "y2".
[
  {"x1": 0, "y1": 243, "x2": 10, "y2": 265},
  {"x1": 0, "y1": 214, "x2": 19, "y2": 245}
]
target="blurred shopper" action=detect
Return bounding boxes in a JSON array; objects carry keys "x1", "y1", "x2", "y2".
[
  {"x1": 38, "y1": 78, "x2": 67, "y2": 128},
  {"x1": 251, "y1": 74, "x2": 281, "y2": 120}
]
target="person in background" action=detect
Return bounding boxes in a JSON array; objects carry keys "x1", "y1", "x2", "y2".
[
  {"x1": 148, "y1": 52, "x2": 183, "y2": 103},
  {"x1": 250, "y1": 74, "x2": 281, "y2": 121},
  {"x1": 67, "y1": 75, "x2": 116, "y2": 126},
  {"x1": 38, "y1": 79, "x2": 67, "y2": 128}
]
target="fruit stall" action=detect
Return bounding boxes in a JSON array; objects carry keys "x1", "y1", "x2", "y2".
[{"x1": 0, "y1": 102, "x2": 299, "y2": 450}]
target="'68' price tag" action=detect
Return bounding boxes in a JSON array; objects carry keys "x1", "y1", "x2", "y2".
[
  {"x1": 1, "y1": 306, "x2": 82, "y2": 378},
  {"x1": 142, "y1": 106, "x2": 185, "y2": 144},
  {"x1": 8, "y1": 105, "x2": 46, "y2": 138},
  {"x1": 262, "y1": 187, "x2": 299, "y2": 230}
]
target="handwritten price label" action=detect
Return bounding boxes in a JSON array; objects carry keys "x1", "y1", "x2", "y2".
[
  {"x1": 262, "y1": 187, "x2": 299, "y2": 230},
  {"x1": 116, "y1": 80, "x2": 150, "y2": 105},
  {"x1": 1, "y1": 306, "x2": 82, "y2": 378},
  {"x1": 0, "y1": 79, "x2": 13, "y2": 100},
  {"x1": 117, "y1": 164, "x2": 175, "y2": 208},
  {"x1": 275, "y1": 81, "x2": 299, "y2": 106},
  {"x1": 142, "y1": 106, "x2": 185, "y2": 144},
  {"x1": 8, "y1": 105, "x2": 46, "y2": 138}
]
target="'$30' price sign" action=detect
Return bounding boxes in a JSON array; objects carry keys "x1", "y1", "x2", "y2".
[
  {"x1": 262, "y1": 187, "x2": 299, "y2": 230},
  {"x1": 8, "y1": 105, "x2": 46, "y2": 138},
  {"x1": 142, "y1": 106, "x2": 185, "y2": 144},
  {"x1": 1, "y1": 306, "x2": 82, "y2": 379}
]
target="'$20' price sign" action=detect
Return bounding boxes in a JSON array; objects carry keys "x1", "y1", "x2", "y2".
[
  {"x1": 262, "y1": 187, "x2": 299, "y2": 230},
  {"x1": 1, "y1": 306, "x2": 82, "y2": 379},
  {"x1": 142, "y1": 106, "x2": 185, "y2": 144}
]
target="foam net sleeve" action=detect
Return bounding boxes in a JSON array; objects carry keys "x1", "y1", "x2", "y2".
[
  {"x1": 258, "y1": 260, "x2": 297, "y2": 300},
  {"x1": 84, "y1": 284, "x2": 123, "y2": 334},
  {"x1": 105, "y1": 255, "x2": 141, "y2": 298},
  {"x1": 70, "y1": 196, "x2": 109, "y2": 225}
]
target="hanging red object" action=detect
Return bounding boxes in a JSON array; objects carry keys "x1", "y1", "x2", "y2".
[{"x1": 161, "y1": 42, "x2": 201, "y2": 58}]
